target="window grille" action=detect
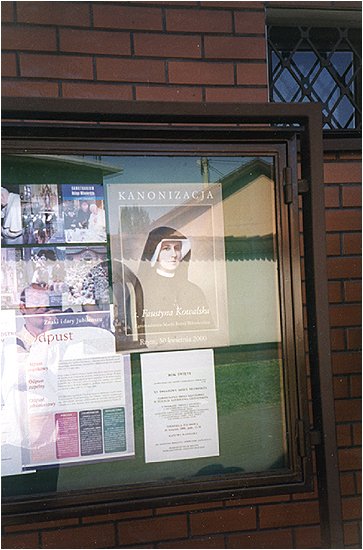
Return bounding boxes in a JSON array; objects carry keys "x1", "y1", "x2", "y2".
[{"x1": 268, "y1": 26, "x2": 362, "y2": 130}]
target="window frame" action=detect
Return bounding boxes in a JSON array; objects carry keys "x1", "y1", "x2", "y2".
[{"x1": 266, "y1": 5, "x2": 362, "y2": 135}]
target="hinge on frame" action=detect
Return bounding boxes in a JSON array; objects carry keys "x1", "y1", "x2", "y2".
[
  {"x1": 298, "y1": 179, "x2": 310, "y2": 194},
  {"x1": 283, "y1": 166, "x2": 293, "y2": 204}
]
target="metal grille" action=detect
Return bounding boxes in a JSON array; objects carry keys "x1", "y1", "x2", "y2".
[{"x1": 268, "y1": 26, "x2": 362, "y2": 130}]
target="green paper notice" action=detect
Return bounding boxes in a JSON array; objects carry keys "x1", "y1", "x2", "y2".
[{"x1": 103, "y1": 408, "x2": 126, "y2": 453}]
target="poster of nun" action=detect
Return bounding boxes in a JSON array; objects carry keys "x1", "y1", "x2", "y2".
[
  {"x1": 61, "y1": 184, "x2": 107, "y2": 243},
  {"x1": 107, "y1": 183, "x2": 229, "y2": 353}
]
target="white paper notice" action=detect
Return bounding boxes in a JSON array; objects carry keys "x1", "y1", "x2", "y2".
[
  {"x1": 1, "y1": 310, "x2": 23, "y2": 476},
  {"x1": 141, "y1": 349, "x2": 219, "y2": 463}
]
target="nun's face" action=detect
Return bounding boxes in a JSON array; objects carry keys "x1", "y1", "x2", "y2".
[{"x1": 158, "y1": 241, "x2": 182, "y2": 273}]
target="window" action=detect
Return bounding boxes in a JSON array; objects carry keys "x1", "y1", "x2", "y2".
[{"x1": 268, "y1": 25, "x2": 362, "y2": 130}]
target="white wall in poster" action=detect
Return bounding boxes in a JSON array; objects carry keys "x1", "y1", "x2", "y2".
[{"x1": 141, "y1": 349, "x2": 219, "y2": 463}]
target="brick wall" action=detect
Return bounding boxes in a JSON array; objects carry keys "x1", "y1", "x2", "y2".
[
  {"x1": 1, "y1": 0, "x2": 267, "y2": 102},
  {"x1": 1, "y1": 1, "x2": 361, "y2": 548}
]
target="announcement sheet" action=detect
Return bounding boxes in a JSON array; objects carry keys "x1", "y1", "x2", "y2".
[{"x1": 141, "y1": 349, "x2": 219, "y2": 463}]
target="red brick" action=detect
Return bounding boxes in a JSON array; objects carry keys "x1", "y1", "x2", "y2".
[
  {"x1": 325, "y1": 210, "x2": 361, "y2": 231},
  {"x1": 1, "y1": 532, "x2": 39, "y2": 549},
  {"x1": 326, "y1": 233, "x2": 341, "y2": 255},
  {"x1": 352, "y1": 423, "x2": 362, "y2": 445},
  {"x1": 234, "y1": 11, "x2": 266, "y2": 34},
  {"x1": 342, "y1": 496, "x2": 362, "y2": 520},
  {"x1": 118, "y1": 516, "x2": 187, "y2": 545},
  {"x1": 2, "y1": 25, "x2": 57, "y2": 51},
  {"x1": 293, "y1": 480, "x2": 319, "y2": 501},
  {"x1": 330, "y1": 304, "x2": 361, "y2": 326},
  {"x1": 332, "y1": 351, "x2": 362, "y2": 374},
  {"x1": 190, "y1": 508, "x2": 256, "y2": 536},
  {"x1": 159, "y1": 1, "x2": 199, "y2": 4},
  {"x1": 331, "y1": 329, "x2": 345, "y2": 351},
  {"x1": 228, "y1": 529, "x2": 293, "y2": 548},
  {"x1": 237, "y1": 63, "x2": 267, "y2": 84},
  {"x1": 340, "y1": 472, "x2": 356, "y2": 495},
  {"x1": 62, "y1": 82, "x2": 132, "y2": 100},
  {"x1": 227, "y1": 494, "x2": 290, "y2": 506},
  {"x1": 324, "y1": 185, "x2": 340, "y2": 207},
  {"x1": 2, "y1": 79, "x2": 59, "y2": 97},
  {"x1": 166, "y1": 8, "x2": 232, "y2": 33},
  {"x1": 20, "y1": 53, "x2": 93, "y2": 79},
  {"x1": 168, "y1": 61, "x2": 234, "y2": 85},
  {"x1": 158, "y1": 536, "x2": 225, "y2": 548},
  {"x1": 338, "y1": 447, "x2": 362, "y2": 471},
  {"x1": 2, "y1": 52, "x2": 17, "y2": 76},
  {"x1": 97, "y1": 58, "x2": 165, "y2": 83},
  {"x1": 205, "y1": 87, "x2": 267, "y2": 102},
  {"x1": 335, "y1": 399, "x2": 361, "y2": 422},
  {"x1": 17, "y1": 1, "x2": 90, "y2": 26},
  {"x1": 259, "y1": 501, "x2": 319, "y2": 529},
  {"x1": 93, "y1": 5, "x2": 162, "y2": 30},
  {"x1": 134, "y1": 33, "x2": 201, "y2": 58},
  {"x1": 350, "y1": 374, "x2": 362, "y2": 397},
  {"x1": 59, "y1": 29, "x2": 130, "y2": 56},
  {"x1": 328, "y1": 281, "x2": 343, "y2": 303},
  {"x1": 343, "y1": 186, "x2": 362, "y2": 207},
  {"x1": 327, "y1": 257, "x2": 361, "y2": 279},
  {"x1": 1, "y1": 2, "x2": 15, "y2": 22},
  {"x1": 356, "y1": 471, "x2": 362, "y2": 492},
  {"x1": 5, "y1": 517, "x2": 79, "y2": 533},
  {"x1": 136, "y1": 85, "x2": 202, "y2": 102},
  {"x1": 205, "y1": 36, "x2": 265, "y2": 59},
  {"x1": 82, "y1": 509, "x2": 152, "y2": 524},
  {"x1": 334, "y1": 376, "x2": 350, "y2": 398},
  {"x1": 294, "y1": 525, "x2": 322, "y2": 548},
  {"x1": 41, "y1": 524, "x2": 115, "y2": 548},
  {"x1": 324, "y1": 163, "x2": 362, "y2": 184},
  {"x1": 342, "y1": 233, "x2": 361, "y2": 255},
  {"x1": 339, "y1": 151, "x2": 362, "y2": 160},
  {"x1": 344, "y1": 280, "x2": 361, "y2": 302},
  {"x1": 156, "y1": 501, "x2": 224, "y2": 515},
  {"x1": 201, "y1": 1, "x2": 264, "y2": 7},
  {"x1": 347, "y1": 328, "x2": 362, "y2": 351},
  {"x1": 344, "y1": 522, "x2": 360, "y2": 546}
]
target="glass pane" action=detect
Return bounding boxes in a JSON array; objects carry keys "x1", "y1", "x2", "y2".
[{"x1": 1, "y1": 154, "x2": 288, "y2": 497}]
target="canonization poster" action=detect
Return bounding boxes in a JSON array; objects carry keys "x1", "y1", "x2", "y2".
[
  {"x1": 1, "y1": 307, "x2": 135, "y2": 476},
  {"x1": 107, "y1": 183, "x2": 229, "y2": 353},
  {"x1": 141, "y1": 349, "x2": 219, "y2": 463}
]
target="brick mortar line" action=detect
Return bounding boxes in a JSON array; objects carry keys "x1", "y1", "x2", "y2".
[
  {"x1": 89, "y1": 2, "x2": 265, "y2": 12},
  {"x1": 89, "y1": 1, "x2": 94, "y2": 28},
  {"x1": 2, "y1": 24, "x2": 266, "y2": 38},
  {"x1": 7, "y1": 51, "x2": 268, "y2": 64},
  {"x1": 15, "y1": 51, "x2": 21, "y2": 78},
  {"x1": 2, "y1": 78, "x2": 269, "y2": 89},
  {"x1": 13, "y1": 0, "x2": 18, "y2": 24}
]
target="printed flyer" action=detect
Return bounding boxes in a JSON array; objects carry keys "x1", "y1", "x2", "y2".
[
  {"x1": 1, "y1": 308, "x2": 135, "y2": 474},
  {"x1": 107, "y1": 183, "x2": 229, "y2": 353},
  {"x1": 1, "y1": 184, "x2": 63, "y2": 246},
  {"x1": 141, "y1": 349, "x2": 219, "y2": 463},
  {"x1": 61, "y1": 184, "x2": 107, "y2": 243},
  {"x1": 1, "y1": 246, "x2": 110, "y2": 311}
]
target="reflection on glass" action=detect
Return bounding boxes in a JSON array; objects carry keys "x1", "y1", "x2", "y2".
[{"x1": 2, "y1": 154, "x2": 288, "y2": 497}]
